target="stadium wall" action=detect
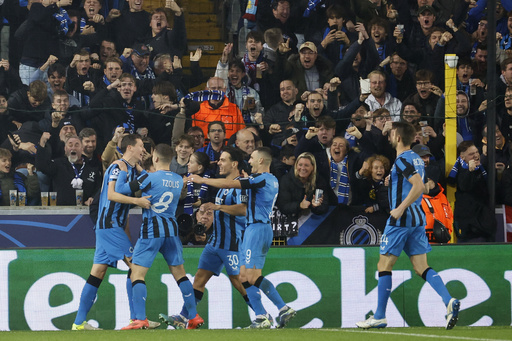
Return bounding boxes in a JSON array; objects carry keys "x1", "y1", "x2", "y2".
[{"x1": 0, "y1": 245, "x2": 510, "y2": 330}]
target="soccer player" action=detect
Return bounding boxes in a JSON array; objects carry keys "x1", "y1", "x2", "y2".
[
  {"x1": 72, "y1": 134, "x2": 152, "y2": 330},
  {"x1": 116, "y1": 144, "x2": 203, "y2": 330},
  {"x1": 160, "y1": 147, "x2": 252, "y2": 329},
  {"x1": 187, "y1": 147, "x2": 296, "y2": 329},
  {"x1": 356, "y1": 122, "x2": 460, "y2": 330}
]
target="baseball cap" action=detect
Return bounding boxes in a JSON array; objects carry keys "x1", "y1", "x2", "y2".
[
  {"x1": 417, "y1": 5, "x2": 436, "y2": 15},
  {"x1": 412, "y1": 144, "x2": 432, "y2": 157},
  {"x1": 299, "y1": 41, "x2": 317, "y2": 53},
  {"x1": 132, "y1": 43, "x2": 151, "y2": 56},
  {"x1": 284, "y1": 127, "x2": 299, "y2": 140}
]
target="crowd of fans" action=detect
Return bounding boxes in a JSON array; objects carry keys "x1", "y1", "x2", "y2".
[{"x1": 0, "y1": 0, "x2": 511, "y2": 244}]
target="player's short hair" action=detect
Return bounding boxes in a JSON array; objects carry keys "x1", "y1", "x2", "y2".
[
  {"x1": 222, "y1": 146, "x2": 244, "y2": 171},
  {"x1": 246, "y1": 30, "x2": 264, "y2": 43},
  {"x1": 48, "y1": 63, "x2": 66, "y2": 77},
  {"x1": 264, "y1": 28, "x2": 283, "y2": 49},
  {"x1": 154, "y1": 143, "x2": 173, "y2": 163},
  {"x1": 254, "y1": 146, "x2": 272, "y2": 164},
  {"x1": 79, "y1": 127, "x2": 97, "y2": 139},
  {"x1": 177, "y1": 134, "x2": 195, "y2": 148},
  {"x1": 0, "y1": 147, "x2": 12, "y2": 160},
  {"x1": 315, "y1": 115, "x2": 336, "y2": 129},
  {"x1": 208, "y1": 121, "x2": 225, "y2": 133},
  {"x1": 28, "y1": 80, "x2": 48, "y2": 102},
  {"x1": 392, "y1": 121, "x2": 416, "y2": 146},
  {"x1": 152, "y1": 81, "x2": 177, "y2": 103},
  {"x1": 120, "y1": 133, "x2": 142, "y2": 154},
  {"x1": 415, "y1": 69, "x2": 434, "y2": 83}
]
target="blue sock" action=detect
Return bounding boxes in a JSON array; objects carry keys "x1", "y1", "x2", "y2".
[
  {"x1": 423, "y1": 268, "x2": 451, "y2": 306},
  {"x1": 374, "y1": 272, "x2": 392, "y2": 320},
  {"x1": 257, "y1": 277, "x2": 286, "y2": 310},
  {"x1": 132, "y1": 280, "x2": 147, "y2": 321},
  {"x1": 126, "y1": 272, "x2": 136, "y2": 320},
  {"x1": 244, "y1": 282, "x2": 266, "y2": 316},
  {"x1": 74, "y1": 275, "x2": 102, "y2": 325},
  {"x1": 177, "y1": 277, "x2": 197, "y2": 319}
]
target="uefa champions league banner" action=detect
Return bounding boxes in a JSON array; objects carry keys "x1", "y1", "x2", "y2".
[{"x1": 0, "y1": 245, "x2": 511, "y2": 330}]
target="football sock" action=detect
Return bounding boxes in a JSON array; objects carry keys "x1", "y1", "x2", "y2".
[
  {"x1": 177, "y1": 277, "x2": 197, "y2": 319},
  {"x1": 257, "y1": 276, "x2": 286, "y2": 310},
  {"x1": 243, "y1": 294, "x2": 254, "y2": 311},
  {"x1": 374, "y1": 271, "x2": 392, "y2": 320},
  {"x1": 126, "y1": 270, "x2": 136, "y2": 320},
  {"x1": 244, "y1": 281, "x2": 266, "y2": 316},
  {"x1": 423, "y1": 267, "x2": 451, "y2": 306},
  {"x1": 132, "y1": 280, "x2": 147, "y2": 321},
  {"x1": 74, "y1": 275, "x2": 102, "y2": 325},
  {"x1": 194, "y1": 289, "x2": 204, "y2": 305}
]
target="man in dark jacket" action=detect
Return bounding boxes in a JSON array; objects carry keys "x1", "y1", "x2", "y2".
[{"x1": 36, "y1": 133, "x2": 101, "y2": 206}]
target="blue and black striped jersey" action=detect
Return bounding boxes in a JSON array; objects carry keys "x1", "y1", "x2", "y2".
[
  {"x1": 239, "y1": 173, "x2": 279, "y2": 225},
  {"x1": 209, "y1": 181, "x2": 248, "y2": 251},
  {"x1": 117, "y1": 169, "x2": 183, "y2": 239},
  {"x1": 96, "y1": 160, "x2": 136, "y2": 229},
  {"x1": 388, "y1": 150, "x2": 425, "y2": 228}
]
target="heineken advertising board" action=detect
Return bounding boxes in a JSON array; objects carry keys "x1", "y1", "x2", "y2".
[{"x1": 0, "y1": 245, "x2": 510, "y2": 330}]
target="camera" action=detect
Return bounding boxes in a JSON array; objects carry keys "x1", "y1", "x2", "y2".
[{"x1": 194, "y1": 223, "x2": 207, "y2": 236}]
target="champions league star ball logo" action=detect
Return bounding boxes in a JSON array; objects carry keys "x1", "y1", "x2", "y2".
[{"x1": 340, "y1": 215, "x2": 382, "y2": 245}]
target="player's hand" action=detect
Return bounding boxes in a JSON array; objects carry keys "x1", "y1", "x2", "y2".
[
  {"x1": 390, "y1": 207, "x2": 404, "y2": 220},
  {"x1": 186, "y1": 174, "x2": 204, "y2": 184},
  {"x1": 112, "y1": 159, "x2": 127, "y2": 172},
  {"x1": 202, "y1": 202, "x2": 218, "y2": 211},
  {"x1": 136, "y1": 195, "x2": 152, "y2": 209}
]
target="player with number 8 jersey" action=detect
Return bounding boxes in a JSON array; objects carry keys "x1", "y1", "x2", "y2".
[{"x1": 115, "y1": 144, "x2": 203, "y2": 330}]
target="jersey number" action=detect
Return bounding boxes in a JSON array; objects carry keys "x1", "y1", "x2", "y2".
[{"x1": 152, "y1": 191, "x2": 174, "y2": 213}]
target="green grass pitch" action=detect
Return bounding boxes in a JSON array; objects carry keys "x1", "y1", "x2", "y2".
[{"x1": 1, "y1": 327, "x2": 512, "y2": 341}]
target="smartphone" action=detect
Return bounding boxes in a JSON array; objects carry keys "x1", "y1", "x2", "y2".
[
  {"x1": 329, "y1": 24, "x2": 337, "y2": 31},
  {"x1": 143, "y1": 142, "x2": 152, "y2": 154}
]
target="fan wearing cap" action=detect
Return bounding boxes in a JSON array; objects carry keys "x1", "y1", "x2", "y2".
[
  {"x1": 67, "y1": 49, "x2": 102, "y2": 107},
  {"x1": 412, "y1": 143, "x2": 445, "y2": 196},
  {"x1": 119, "y1": 43, "x2": 156, "y2": 108},
  {"x1": 280, "y1": 41, "x2": 333, "y2": 96}
]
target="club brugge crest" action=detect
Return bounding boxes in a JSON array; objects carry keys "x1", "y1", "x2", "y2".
[{"x1": 340, "y1": 215, "x2": 382, "y2": 245}]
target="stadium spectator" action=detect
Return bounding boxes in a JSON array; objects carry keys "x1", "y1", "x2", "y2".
[
  {"x1": 365, "y1": 70, "x2": 402, "y2": 121},
  {"x1": 0, "y1": 147, "x2": 39, "y2": 206}
]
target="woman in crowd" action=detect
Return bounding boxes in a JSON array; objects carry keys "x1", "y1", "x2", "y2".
[{"x1": 276, "y1": 152, "x2": 331, "y2": 219}]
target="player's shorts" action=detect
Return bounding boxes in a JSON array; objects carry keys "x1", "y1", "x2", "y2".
[
  {"x1": 198, "y1": 244, "x2": 241, "y2": 276},
  {"x1": 94, "y1": 227, "x2": 133, "y2": 268},
  {"x1": 379, "y1": 223, "x2": 432, "y2": 257},
  {"x1": 132, "y1": 236, "x2": 184, "y2": 268},
  {"x1": 241, "y1": 223, "x2": 272, "y2": 269}
]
